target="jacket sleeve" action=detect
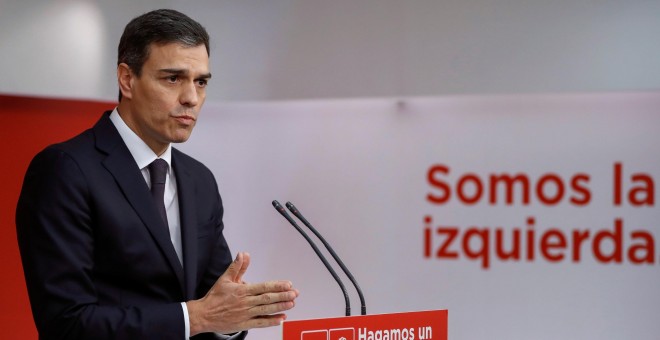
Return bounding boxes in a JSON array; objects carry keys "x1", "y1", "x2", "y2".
[{"x1": 16, "y1": 147, "x2": 185, "y2": 340}]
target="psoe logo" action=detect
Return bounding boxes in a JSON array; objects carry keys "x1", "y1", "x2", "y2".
[
  {"x1": 301, "y1": 327, "x2": 354, "y2": 340},
  {"x1": 330, "y1": 328, "x2": 354, "y2": 340}
]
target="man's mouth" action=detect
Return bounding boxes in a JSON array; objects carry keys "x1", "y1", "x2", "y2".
[{"x1": 172, "y1": 115, "x2": 196, "y2": 125}]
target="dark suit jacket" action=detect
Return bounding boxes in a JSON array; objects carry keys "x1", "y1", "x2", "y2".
[{"x1": 16, "y1": 112, "x2": 244, "y2": 339}]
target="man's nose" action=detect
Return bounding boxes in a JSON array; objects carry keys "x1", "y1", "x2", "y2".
[{"x1": 180, "y1": 81, "x2": 199, "y2": 106}]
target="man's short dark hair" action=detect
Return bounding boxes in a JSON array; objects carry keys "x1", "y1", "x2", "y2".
[{"x1": 117, "y1": 9, "x2": 210, "y2": 101}]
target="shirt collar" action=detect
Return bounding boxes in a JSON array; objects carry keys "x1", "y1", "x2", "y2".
[{"x1": 109, "y1": 107, "x2": 172, "y2": 170}]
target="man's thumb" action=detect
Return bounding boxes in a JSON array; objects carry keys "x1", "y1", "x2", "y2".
[{"x1": 221, "y1": 252, "x2": 248, "y2": 282}]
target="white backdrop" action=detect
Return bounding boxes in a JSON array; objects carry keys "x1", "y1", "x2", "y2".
[
  {"x1": 2, "y1": 1, "x2": 659, "y2": 101},
  {"x1": 179, "y1": 92, "x2": 660, "y2": 339}
]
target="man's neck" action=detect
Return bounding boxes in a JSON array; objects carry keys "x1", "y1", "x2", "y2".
[{"x1": 116, "y1": 102, "x2": 169, "y2": 156}]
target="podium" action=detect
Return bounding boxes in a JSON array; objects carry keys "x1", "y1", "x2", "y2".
[{"x1": 281, "y1": 310, "x2": 447, "y2": 340}]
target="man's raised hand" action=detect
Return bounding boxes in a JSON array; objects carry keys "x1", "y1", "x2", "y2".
[{"x1": 187, "y1": 252, "x2": 299, "y2": 336}]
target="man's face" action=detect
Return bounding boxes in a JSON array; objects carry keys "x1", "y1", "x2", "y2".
[{"x1": 119, "y1": 42, "x2": 211, "y2": 154}]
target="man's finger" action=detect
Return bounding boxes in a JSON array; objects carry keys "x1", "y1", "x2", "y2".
[
  {"x1": 245, "y1": 290, "x2": 298, "y2": 307},
  {"x1": 217, "y1": 313, "x2": 288, "y2": 335},
  {"x1": 245, "y1": 314, "x2": 288, "y2": 329},
  {"x1": 245, "y1": 280, "x2": 293, "y2": 295},
  {"x1": 247, "y1": 300, "x2": 296, "y2": 318}
]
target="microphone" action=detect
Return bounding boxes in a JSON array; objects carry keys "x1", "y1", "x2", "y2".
[
  {"x1": 285, "y1": 202, "x2": 367, "y2": 315},
  {"x1": 272, "y1": 200, "x2": 352, "y2": 316}
]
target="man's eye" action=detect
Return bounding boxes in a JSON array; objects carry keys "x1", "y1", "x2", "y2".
[
  {"x1": 196, "y1": 79, "x2": 208, "y2": 87},
  {"x1": 167, "y1": 76, "x2": 178, "y2": 83}
]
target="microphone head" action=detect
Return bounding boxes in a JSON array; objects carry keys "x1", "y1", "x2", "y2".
[
  {"x1": 272, "y1": 200, "x2": 284, "y2": 211},
  {"x1": 286, "y1": 201, "x2": 298, "y2": 214}
]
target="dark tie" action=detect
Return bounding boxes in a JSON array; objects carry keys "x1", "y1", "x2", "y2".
[{"x1": 148, "y1": 158, "x2": 169, "y2": 228}]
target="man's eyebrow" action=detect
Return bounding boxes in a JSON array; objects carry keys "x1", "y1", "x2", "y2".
[
  {"x1": 158, "y1": 68, "x2": 188, "y2": 75},
  {"x1": 158, "y1": 69, "x2": 212, "y2": 79}
]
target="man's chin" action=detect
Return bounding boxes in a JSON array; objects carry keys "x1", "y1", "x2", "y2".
[
  {"x1": 170, "y1": 130, "x2": 194, "y2": 144},
  {"x1": 171, "y1": 137, "x2": 192, "y2": 144}
]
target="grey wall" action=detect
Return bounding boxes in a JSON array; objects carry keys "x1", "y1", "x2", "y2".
[{"x1": 1, "y1": 0, "x2": 659, "y2": 102}]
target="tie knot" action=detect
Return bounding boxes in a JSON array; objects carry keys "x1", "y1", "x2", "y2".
[{"x1": 149, "y1": 158, "x2": 168, "y2": 185}]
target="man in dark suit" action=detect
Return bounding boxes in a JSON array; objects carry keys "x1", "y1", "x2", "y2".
[{"x1": 16, "y1": 9, "x2": 298, "y2": 339}]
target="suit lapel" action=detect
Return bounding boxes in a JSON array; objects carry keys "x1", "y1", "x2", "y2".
[
  {"x1": 172, "y1": 150, "x2": 198, "y2": 300},
  {"x1": 93, "y1": 113, "x2": 186, "y2": 294}
]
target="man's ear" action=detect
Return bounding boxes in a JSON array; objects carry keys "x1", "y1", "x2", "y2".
[{"x1": 117, "y1": 63, "x2": 135, "y2": 100}]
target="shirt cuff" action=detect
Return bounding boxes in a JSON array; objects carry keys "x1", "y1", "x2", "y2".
[{"x1": 181, "y1": 302, "x2": 190, "y2": 339}]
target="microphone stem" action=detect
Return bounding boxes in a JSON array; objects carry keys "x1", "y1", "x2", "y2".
[
  {"x1": 287, "y1": 202, "x2": 367, "y2": 315},
  {"x1": 272, "y1": 201, "x2": 351, "y2": 316}
]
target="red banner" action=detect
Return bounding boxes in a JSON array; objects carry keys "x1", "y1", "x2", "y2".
[{"x1": 282, "y1": 310, "x2": 447, "y2": 340}]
